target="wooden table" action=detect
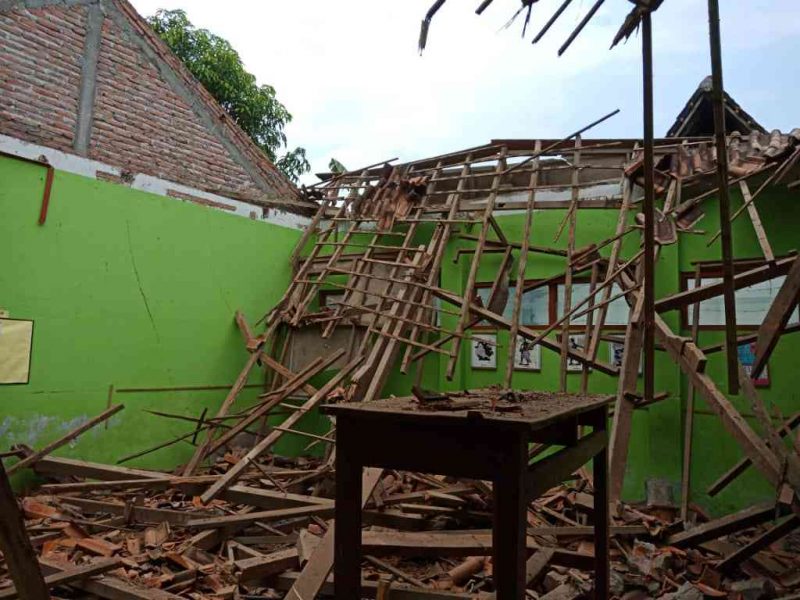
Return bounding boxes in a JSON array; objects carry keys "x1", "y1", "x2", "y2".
[{"x1": 323, "y1": 390, "x2": 612, "y2": 600}]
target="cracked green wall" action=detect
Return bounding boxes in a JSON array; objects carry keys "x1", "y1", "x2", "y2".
[{"x1": 0, "y1": 156, "x2": 301, "y2": 487}]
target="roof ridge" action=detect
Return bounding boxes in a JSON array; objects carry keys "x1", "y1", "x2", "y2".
[{"x1": 110, "y1": 0, "x2": 307, "y2": 206}]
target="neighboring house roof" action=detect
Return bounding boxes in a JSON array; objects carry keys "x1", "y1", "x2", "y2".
[
  {"x1": 0, "y1": 0, "x2": 314, "y2": 213},
  {"x1": 666, "y1": 76, "x2": 767, "y2": 138}
]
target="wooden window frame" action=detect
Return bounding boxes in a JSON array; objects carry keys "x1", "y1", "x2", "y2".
[
  {"x1": 473, "y1": 277, "x2": 627, "y2": 331},
  {"x1": 679, "y1": 268, "x2": 800, "y2": 331}
]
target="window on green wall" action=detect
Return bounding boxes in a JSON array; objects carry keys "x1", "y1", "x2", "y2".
[
  {"x1": 475, "y1": 285, "x2": 549, "y2": 325},
  {"x1": 556, "y1": 282, "x2": 630, "y2": 326},
  {"x1": 475, "y1": 279, "x2": 629, "y2": 329},
  {"x1": 681, "y1": 273, "x2": 800, "y2": 329}
]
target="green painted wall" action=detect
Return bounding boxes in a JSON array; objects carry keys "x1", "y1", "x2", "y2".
[
  {"x1": 677, "y1": 188, "x2": 800, "y2": 515},
  {"x1": 0, "y1": 156, "x2": 301, "y2": 487},
  {"x1": 360, "y1": 192, "x2": 798, "y2": 514},
  {"x1": 4, "y1": 152, "x2": 797, "y2": 514}
]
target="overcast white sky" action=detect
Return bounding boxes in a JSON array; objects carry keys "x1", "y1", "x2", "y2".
[{"x1": 129, "y1": 1, "x2": 799, "y2": 183}]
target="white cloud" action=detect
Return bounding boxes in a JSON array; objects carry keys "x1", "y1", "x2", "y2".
[{"x1": 130, "y1": 0, "x2": 800, "y2": 182}]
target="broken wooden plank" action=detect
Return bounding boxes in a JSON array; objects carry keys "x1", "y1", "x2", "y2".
[
  {"x1": 236, "y1": 548, "x2": 300, "y2": 583},
  {"x1": 707, "y1": 412, "x2": 800, "y2": 497},
  {"x1": 183, "y1": 350, "x2": 262, "y2": 475},
  {"x1": 275, "y1": 572, "x2": 476, "y2": 599},
  {"x1": 666, "y1": 504, "x2": 780, "y2": 547},
  {"x1": 654, "y1": 256, "x2": 795, "y2": 313},
  {"x1": 186, "y1": 503, "x2": 335, "y2": 530},
  {"x1": 284, "y1": 468, "x2": 384, "y2": 600},
  {"x1": 61, "y1": 496, "x2": 205, "y2": 526},
  {"x1": 526, "y1": 431, "x2": 607, "y2": 501},
  {"x1": 0, "y1": 558, "x2": 119, "y2": 599},
  {"x1": 39, "y1": 558, "x2": 183, "y2": 600},
  {"x1": 0, "y1": 460, "x2": 49, "y2": 599},
  {"x1": 526, "y1": 547, "x2": 555, "y2": 585},
  {"x1": 7, "y1": 404, "x2": 123, "y2": 475},
  {"x1": 717, "y1": 514, "x2": 800, "y2": 572},
  {"x1": 32, "y1": 456, "x2": 330, "y2": 510},
  {"x1": 740, "y1": 180, "x2": 775, "y2": 262},
  {"x1": 618, "y1": 272, "x2": 784, "y2": 490},
  {"x1": 505, "y1": 141, "x2": 540, "y2": 388},
  {"x1": 199, "y1": 364, "x2": 349, "y2": 504},
  {"x1": 751, "y1": 255, "x2": 800, "y2": 379}
]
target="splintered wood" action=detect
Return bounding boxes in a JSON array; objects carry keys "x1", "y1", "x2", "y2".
[
  {"x1": 3, "y1": 444, "x2": 800, "y2": 599},
  {"x1": 3, "y1": 123, "x2": 800, "y2": 598}
]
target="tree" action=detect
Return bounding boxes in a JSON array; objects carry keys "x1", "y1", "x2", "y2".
[{"x1": 148, "y1": 9, "x2": 310, "y2": 183}]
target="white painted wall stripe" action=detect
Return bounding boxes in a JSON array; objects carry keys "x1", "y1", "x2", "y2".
[{"x1": 0, "y1": 133, "x2": 311, "y2": 232}]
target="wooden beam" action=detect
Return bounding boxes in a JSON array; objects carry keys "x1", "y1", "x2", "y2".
[
  {"x1": 39, "y1": 558, "x2": 182, "y2": 600},
  {"x1": 187, "y1": 503, "x2": 335, "y2": 531},
  {"x1": 205, "y1": 351, "x2": 340, "y2": 457},
  {"x1": 0, "y1": 461, "x2": 49, "y2": 599},
  {"x1": 618, "y1": 273, "x2": 782, "y2": 490},
  {"x1": 183, "y1": 350, "x2": 262, "y2": 475},
  {"x1": 7, "y1": 404, "x2": 124, "y2": 475},
  {"x1": 738, "y1": 364, "x2": 800, "y2": 492},
  {"x1": 446, "y1": 147, "x2": 508, "y2": 379},
  {"x1": 199, "y1": 351, "x2": 349, "y2": 503},
  {"x1": 681, "y1": 265, "x2": 702, "y2": 521},
  {"x1": 0, "y1": 558, "x2": 120, "y2": 600},
  {"x1": 655, "y1": 256, "x2": 795, "y2": 313},
  {"x1": 707, "y1": 0, "x2": 740, "y2": 394},
  {"x1": 526, "y1": 431, "x2": 607, "y2": 501},
  {"x1": 608, "y1": 288, "x2": 644, "y2": 503},
  {"x1": 751, "y1": 256, "x2": 800, "y2": 378},
  {"x1": 740, "y1": 181, "x2": 775, "y2": 262},
  {"x1": 707, "y1": 412, "x2": 800, "y2": 497},
  {"x1": 506, "y1": 142, "x2": 539, "y2": 389},
  {"x1": 717, "y1": 514, "x2": 800, "y2": 571},
  {"x1": 32, "y1": 456, "x2": 330, "y2": 510},
  {"x1": 641, "y1": 10, "x2": 656, "y2": 403},
  {"x1": 275, "y1": 572, "x2": 476, "y2": 599},
  {"x1": 666, "y1": 503, "x2": 780, "y2": 547},
  {"x1": 284, "y1": 468, "x2": 384, "y2": 600},
  {"x1": 429, "y1": 287, "x2": 618, "y2": 375}
]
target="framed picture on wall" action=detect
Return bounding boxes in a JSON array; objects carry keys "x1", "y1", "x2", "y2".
[
  {"x1": 566, "y1": 334, "x2": 587, "y2": 372},
  {"x1": 608, "y1": 341, "x2": 643, "y2": 376},
  {"x1": 470, "y1": 334, "x2": 497, "y2": 370},
  {"x1": 0, "y1": 318, "x2": 34, "y2": 384},
  {"x1": 513, "y1": 336, "x2": 541, "y2": 371},
  {"x1": 738, "y1": 341, "x2": 769, "y2": 387}
]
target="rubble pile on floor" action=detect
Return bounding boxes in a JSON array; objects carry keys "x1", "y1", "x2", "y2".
[{"x1": 2, "y1": 444, "x2": 799, "y2": 599}]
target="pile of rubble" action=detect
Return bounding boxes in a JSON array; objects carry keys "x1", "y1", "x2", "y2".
[{"x1": 2, "y1": 446, "x2": 799, "y2": 599}]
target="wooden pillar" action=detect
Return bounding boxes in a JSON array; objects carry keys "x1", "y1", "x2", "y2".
[
  {"x1": 493, "y1": 433, "x2": 528, "y2": 599},
  {"x1": 334, "y1": 421, "x2": 363, "y2": 599},
  {"x1": 641, "y1": 9, "x2": 656, "y2": 405},
  {"x1": 0, "y1": 460, "x2": 49, "y2": 600},
  {"x1": 590, "y1": 407, "x2": 610, "y2": 600},
  {"x1": 708, "y1": 0, "x2": 739, "y2": 394}
]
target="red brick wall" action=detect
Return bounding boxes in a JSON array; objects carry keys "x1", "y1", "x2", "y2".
[
  {"x1": 0, "y1": 6, "x2": 86, "y2": 153},
  {"x1": 89, "y1": 16, "x2": 263, "y2": 198}
]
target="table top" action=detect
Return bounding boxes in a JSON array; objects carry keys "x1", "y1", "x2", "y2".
[{"x1": 323, "y1": 389, "x2": 612, "y2": 432}]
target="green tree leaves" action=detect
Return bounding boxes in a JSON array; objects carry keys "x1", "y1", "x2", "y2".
[{"x1": 148, "y1": 9, "x2": 310, "y2": 183}]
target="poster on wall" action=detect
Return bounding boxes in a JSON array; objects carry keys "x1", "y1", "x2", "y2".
[
  {"x1": 608, "y1": 341, "x2": 643, "y2": 375},
  {"x1": 566, "y1": 334, "x2": 587, "y2": 372},
  {"x1": 470, "y1": 334, "x2": 497, "y2": 370},
  {"x1": 513, "y1": 336, "x2": 541, "y2": 371},
  {"x1": 738, "y1": 342, "x2": 769, "y2": 387},
  {"x1": 0, "y1": 318, "x2": 34, "y2": 384}
]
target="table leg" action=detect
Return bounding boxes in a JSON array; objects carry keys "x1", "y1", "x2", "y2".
[
  {"x1": 334, "y1": 433, "x2": 362, "y2": 599},
  {"x1": 493, "y1": 434, "x2": 528, "y2": 599},
  {"x1": 591, "y1": 407, "x2": 610, "y2": 600}
]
